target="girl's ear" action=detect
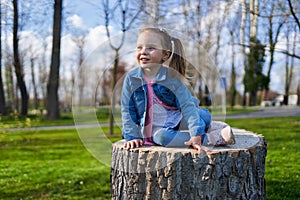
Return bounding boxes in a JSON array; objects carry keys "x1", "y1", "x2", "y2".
[{"x1": 162, "y1": 51, "x2": 171, "y2": 61}]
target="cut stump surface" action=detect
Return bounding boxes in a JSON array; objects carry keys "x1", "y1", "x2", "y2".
[{"x1": 111, "y1": 128, "x2": 267, "y2": 200}]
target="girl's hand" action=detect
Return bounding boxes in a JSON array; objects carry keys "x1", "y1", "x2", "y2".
[
  {"x1": 184, "y1": 135, "x2": 210, "y2": 153},
  {"x1": 124, "y1": 139, "x2": 143, "y2": 149}
]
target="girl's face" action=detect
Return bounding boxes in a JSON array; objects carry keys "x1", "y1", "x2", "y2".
[{"x1": 136, "y1": 31, "x2": 170, "y2": 69}]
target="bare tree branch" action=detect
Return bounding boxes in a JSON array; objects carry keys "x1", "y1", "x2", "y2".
[
  {"x1": 287, "y1": 0, "x2": 300, "y2": 30},
  {"x1": 238, "y1": 43, "x2": 300, "y2": 60}
]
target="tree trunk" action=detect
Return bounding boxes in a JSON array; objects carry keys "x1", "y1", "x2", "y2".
[
  {"x1": 13, "y1": 0, "x2": 29, "y2": 116},
  {"x1": 109, "y1": 50, "x2": 119, "y2": 135},
  {"x1": 0, "y1": 2, "x2": 6, "y2": 115},
  {"x1": 30, "y1": 58, "x2": 39, "y2": 110},
  {"x1": 5, "y1": 61, "x2": 15, "y2": 112},
  {"x1": 297, "y1": 83, "x2": 300, "y2": 106},
  {"x1": 0, "y1": 63, "x2": 5, "y2": 114},
  {"x1": 240, "y1": 0, "x2": 247, "y2": 107},
  {"x1": 46, "y1": 0, "x2": 62, "y2": 120},
  {"x1": 230, "y1": 30, "x2": 236, "y2": 108},
  {"x1": 111, "y1": 128, "x2": 267, "y2": 200},
  {"x1": 283, "y1": 94, "x2": 289, "y2": 105},
  {"x1": 250, "y1": 0, "x2": 258, "y2": 39}
]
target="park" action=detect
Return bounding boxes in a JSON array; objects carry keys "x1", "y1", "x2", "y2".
[
  {"x1": 0, "y1": 107, "x2": 299, "y2": 199},
  {"x1": 0, "y1": 0, "x2": 300, "y2": 199}
]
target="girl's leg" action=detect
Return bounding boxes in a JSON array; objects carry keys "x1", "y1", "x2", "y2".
[
  {"x1": 152, "y1": 128, "x2": 190, "y2": 147},
  {"x1": 153, "y1": 108, "x2": 213, "y2": 147},
  {"x1": 153, "y1": 127, "x2": 208, "y2": 147},
  {"x1": 199, "y1": 108, "x2": 212, "y2": 130},
  {"x1": 179, "y1": 108, "x2": 212, "y2": 131},
  {"x1": 206, "y1": 121, "x2": 235, "y2": 146}
]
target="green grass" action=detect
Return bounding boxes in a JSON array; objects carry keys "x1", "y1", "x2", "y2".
[
  {"x1": 0, "y1": 116, "x2": 299, "y2": 199},
  {"x1": 0, "y1": 129, "x2": 122, "y2": 199},
  {"x1": 0, "y1": 106, "x2": 120, "y2": 128},
  {"x1": 225, "y1": 106, "x2": 260, "y2": 115},
  {"x1": 226, "y1": 117, "x2": 300, "y2": 200},
  {"x1": 0, "y1": 113, "x2": 75, "y2": 128},
  {"x1": 0, "y1": 106, "x2": 257, "y2": 128}
]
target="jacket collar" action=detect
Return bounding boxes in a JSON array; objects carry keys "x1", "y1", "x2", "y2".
[{"x1": 132, "y1": 66, "x2": 167, "y2": 81}]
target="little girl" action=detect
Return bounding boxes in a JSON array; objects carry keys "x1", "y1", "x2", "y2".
[{"x1": 121, "y1": 27, "x2": 235, "y2": 152}]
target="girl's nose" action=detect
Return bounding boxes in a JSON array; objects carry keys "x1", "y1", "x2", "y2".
[{"x1": 140, "y1": 47, "x2": 148, "y2": 54}]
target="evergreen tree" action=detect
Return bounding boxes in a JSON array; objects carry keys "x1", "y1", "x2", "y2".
[{"x1": 243, "y1": 37, "x2": 268, "y2": 106}]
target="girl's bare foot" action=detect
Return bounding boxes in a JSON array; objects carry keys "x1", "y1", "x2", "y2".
[{"x1": 221, "y1": 126, "x2": 235, "y2": 145}]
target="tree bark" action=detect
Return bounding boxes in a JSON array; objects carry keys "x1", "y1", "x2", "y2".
[
  {"x1": 240, "y1": 0, "x2": 247, "y2": 107},
  {"x1": 46, "y1": 0, "x2": 62, "y2": 120},
  {"x1": 230, "y1": 30, "x2": 236, "y2": 108},
  {"x1": 250, "y1": 0, "x2": 259, "y2": 39},
  {"x1": 30, "y1": 58, "x2": 39, "y2": 110},
  {"x1": 111, "y1": 128, "x2": 267, "y2": 200},
  {"x1": 0, "y1": 2, "x2": 6, "y2": 115},
  {"x1": 13, "y1": 0, "x2": 28, "y2": 116},
  {"x1": 297, "y1": 83, "x2": 300, "y2": 106}
]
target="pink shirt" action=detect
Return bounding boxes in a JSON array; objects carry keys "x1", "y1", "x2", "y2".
[{"x1": 143, "y1": 75, "x2": 182, "y2": 145}]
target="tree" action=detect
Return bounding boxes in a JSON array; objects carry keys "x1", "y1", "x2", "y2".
[
  {"x1": 142, "y1": 0, "x2": 177, "y2": 26},
  {"x1": 0, "y1": 2, "x2": 6, "y2": 115},
  {"x1": 39, "y1": 39, "x2": 50, "y2": 111},
  {"x1": 181, "y1": 0, "x2": 204, "y2": 103},
  {"x1": 243, "y1": 37, "x2": 267, "y2": 106},
  {"x1": 249, "y1": 0, "x2": 259, "y2": 38},
  {"x1": 287, "y1": 0, "x2": 300, "y2": 30},
  {"x1": 30, "y1": 56, "x2": 39, "y2": 110},
  {"x1": 13, "y1": 0, "x2": 28, "y2": 115},
  {"x1": 297, "y1": 84, "x2": 300, "y2": 106},
  {"x1": 283, "y1": 25, "x2": 297, "y2": 105},
  {"x1": 46, "y1": 0, "x2": 62, "y2": 120},
  {"x1": 229, "y1": 29, "x2": 237, "y2": 108},
  {"x1": 103, "y1": 0, "x2": 142, "y2": 135},
  {"x1": 225, "y1": 1, "x2": 241, "y2": 108},
  {"x1": 240, "y1": 0, "x2": 247, "y2": 107},
  {"x1": 265, "y1": 1, "x2": 285, "y2": 92},
  {"x1": 72, "y1": 35, "x2": 86, "y2": 106}
]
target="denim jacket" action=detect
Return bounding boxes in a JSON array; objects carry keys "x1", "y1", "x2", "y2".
[{"x1": 121, "y1": 66, "x2": 210, "y2": 141}]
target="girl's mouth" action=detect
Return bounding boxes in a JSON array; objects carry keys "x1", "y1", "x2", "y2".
[{"x1": 140, "y1": 58, "x2": 150, "y2": 63}]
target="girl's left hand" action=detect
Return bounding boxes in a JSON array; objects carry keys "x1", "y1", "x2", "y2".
[
  {"x1": 184, "y1": 135, "x2": 210, "y2": 152},
  {"x1": 124, "y1": 139, "x2": 143, "y2": 149}
]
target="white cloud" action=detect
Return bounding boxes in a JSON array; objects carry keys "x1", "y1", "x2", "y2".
[
  {"x1": 19, "y1": 31, "x2": 44, "y2": 55},
  {"x1": 66, "y1": 14, "x2": 85, "y2": 30},
  {"x1": 85, "y1": 25, "x2": 109, "y2": 55}
]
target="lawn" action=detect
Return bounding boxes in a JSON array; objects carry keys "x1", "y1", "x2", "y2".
[
  {"x1": 0, "y1": 129, "x2": 120, "y2": 200},
  {"x1": 226, "y1": 116, "x2": 300, "y2": 200},
  {"x1": 0, "y1": 116, "x2": 299, "y2": 199}
]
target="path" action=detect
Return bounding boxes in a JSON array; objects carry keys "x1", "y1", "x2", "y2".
[
  {"x1": 221, "y1": 106, "x2": 300, "y2": 119},
  {"x1": 4, "y1": 106, "x2": 299, "y2": 132}
]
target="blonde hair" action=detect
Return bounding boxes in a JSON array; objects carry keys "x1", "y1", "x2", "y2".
[{"x1": 138, "y1": 27, "x2": 186, "y2": 75}]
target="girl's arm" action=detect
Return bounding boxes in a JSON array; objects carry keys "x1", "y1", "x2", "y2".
[
  {"x1": 121, "y1": 75, "x2": 143, "y2": 141},
  {"x1": 175, "y1": 81, "x2": 209, "y2": 137}
]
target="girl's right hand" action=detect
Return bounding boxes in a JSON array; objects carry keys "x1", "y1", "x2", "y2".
[
  {"x1": 124, "y1": 139, "x2": 143, "y2": 149},
  {"x1": 184, "y1": 136, "x2": 210, "y2": 153}
]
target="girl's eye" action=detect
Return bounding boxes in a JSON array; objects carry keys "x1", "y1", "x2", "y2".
[{"x1": 136, "y1": 46, "x2": 157, "y2": 51}]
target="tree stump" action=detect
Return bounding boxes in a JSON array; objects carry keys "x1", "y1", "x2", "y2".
[{"x1": 111, "y1": 128, "x2": 267, "y2": 200}]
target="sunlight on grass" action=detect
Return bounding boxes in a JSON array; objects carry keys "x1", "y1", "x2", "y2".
[
  {"x1": 0, "y1": 116, "x2": 299, "y2": 199},
  {"x1": 0, "y1": 129, "x2": 118, "y2": 199},
  {"x1": 226, "y1": 117, "x2": 300, "y2": 200}
]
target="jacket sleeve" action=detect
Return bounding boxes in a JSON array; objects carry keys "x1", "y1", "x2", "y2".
[
  {"x1": 121, "y1": 75, "x2": 143, "y2": 141},
  {"x1": 175, "y1": 81, "x2": 211, "y2": 137}
]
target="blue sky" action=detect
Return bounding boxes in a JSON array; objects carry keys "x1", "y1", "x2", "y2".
[
  {"x1": 2, "y1": 0, "x2": 298, "y2": 97},
  {"x1": 64, "y1": 0, "x2": 102, "y2": 29},
  {"x1": 61, "y1": 0, "x2": 299, "y2": 95}
]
